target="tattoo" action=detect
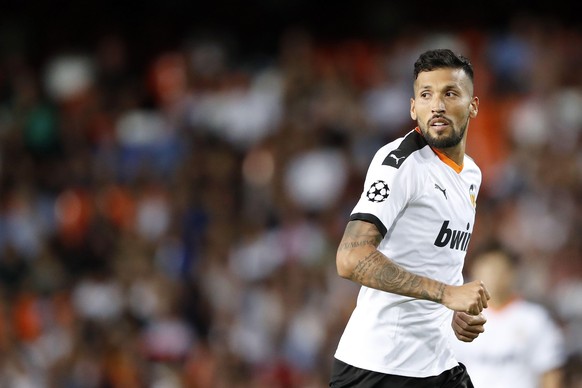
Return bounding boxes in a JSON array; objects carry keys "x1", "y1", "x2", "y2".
[
  {"x1": 339, "y1": 240, "x2": 378, "y2": 250},
  {"x1": 340, "y1": 221, "x2": 446, "y2": 303},
  {"x1": 420, "y1": 283, "x2": 445, "y2": 302},
  {"x1": 352, "y1": 253, "x2": 444, "y2": 302},
  {"x1": 351, "y1": 251, "x2": 380, "y2": 283},
  {"x1": 344, "y1": 221, "x2": 383, "y2": 246},
  {"x1": 436, "y1": 283, "x2": 446, "y2": 303}
]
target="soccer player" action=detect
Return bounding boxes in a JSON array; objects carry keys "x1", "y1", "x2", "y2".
[
  {"x1": 452, "y1": 243, "x2": 566, "y2": 388},
  {"x1": 330, "y1": 49, "x2": 490, "y2": 387}
]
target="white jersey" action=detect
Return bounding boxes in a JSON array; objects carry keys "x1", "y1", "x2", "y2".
[
  {"x1": 452, "y1": 298, "x2": 566, "y2": 388},
  {"x1": 334, "y1": 128, "x2": 482, "y2": 378}
]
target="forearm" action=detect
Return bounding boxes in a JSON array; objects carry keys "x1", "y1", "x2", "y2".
[
  {"x1": 336, "y1": 220, "x2": 446, "y2": 303},
  {"x1": 348, "y1": 248, "x2": 446, "y2": 303},
  {"x1": 337, "y1": 221, "x2": 489, "y2": 313}
]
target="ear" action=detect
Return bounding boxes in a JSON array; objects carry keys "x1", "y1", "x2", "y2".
[
  {"x1": 410, "y1": 98, "x2": 417, "y2": 120},
  {"x1": 469, "y1": 97, "x2": 479, "y2": 118}
]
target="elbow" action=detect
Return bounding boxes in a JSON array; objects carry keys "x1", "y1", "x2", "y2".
[{"x1": 336, "y1": 250, "x2": 354, "y2": 280}]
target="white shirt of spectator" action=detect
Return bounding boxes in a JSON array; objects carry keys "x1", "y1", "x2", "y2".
[{"x1": 452, "y1": 298, "x2": 566, "y2": 388}]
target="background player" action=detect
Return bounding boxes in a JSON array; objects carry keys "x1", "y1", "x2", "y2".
[{"x1": 452, "y1": 242, "x2": 566, "y2": 388}]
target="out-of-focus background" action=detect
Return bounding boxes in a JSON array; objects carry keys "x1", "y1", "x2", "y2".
[{"x1": 0, "y1": 1, "x2": 581, "y2": 387}]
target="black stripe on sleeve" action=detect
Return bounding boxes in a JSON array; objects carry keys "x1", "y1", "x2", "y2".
[
  {"x1": 349, "y1": 213, "x2": 387, "y2": 238},
  {"x1": 382, "y1": 130, "x2": 427, "y2": 169}
]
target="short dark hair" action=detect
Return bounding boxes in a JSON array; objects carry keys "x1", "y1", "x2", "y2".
[
  {"x1": 413, "y1": 49, "x2": 474, "y2": 82},
  {"x1": 469, "y1": 240, "x2": 520, "y2": 268}
]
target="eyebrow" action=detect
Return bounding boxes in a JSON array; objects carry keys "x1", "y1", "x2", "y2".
[
  {"x1": 416, "y1": 83, "x2": 470, "y2": 93},
  {"x1": 418, "y1": 83, "x2": 462, "y2": 90}
]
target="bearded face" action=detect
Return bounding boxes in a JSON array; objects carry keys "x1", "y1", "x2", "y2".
[{"x1": 410, "y1": 68, "x2": 478, "y2": 152}]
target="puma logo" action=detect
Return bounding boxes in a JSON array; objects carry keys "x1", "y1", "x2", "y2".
[
  {"x1": 435, "y1": 183, "x2": 447, "y2": 199},
  {"x1": 383, "y1": 151, "x2": 408, "y2": 168},
  {"x1": 389, "y1": 153, "x2": 406, "y2": 165}
]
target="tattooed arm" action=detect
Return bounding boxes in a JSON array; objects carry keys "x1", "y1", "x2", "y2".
[
  {"x1": 336, "y1": 220, "x2": 445, "y2": 302},
  {"x1": 336, "y1": 220, "x2": 490, "y2": 313}
]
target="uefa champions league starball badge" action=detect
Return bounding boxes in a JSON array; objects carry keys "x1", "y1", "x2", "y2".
[{"x1": 366, "y1": 180, "x2": 390, "y2": 203}]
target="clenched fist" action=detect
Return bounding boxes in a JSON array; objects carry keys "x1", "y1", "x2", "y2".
[
  {"x1": 452, "y1": 311, "x2": 487, "y2": 342},
  {"x1": 442, "y1": 280, "x2": 490, "y2": 315}
]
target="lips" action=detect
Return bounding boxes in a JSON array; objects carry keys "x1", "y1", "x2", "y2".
[{"x1": 429, "y1": 117, "x2": 451, "y2": 127}]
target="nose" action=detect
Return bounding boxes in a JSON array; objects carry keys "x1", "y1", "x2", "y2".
[{"x1": 431, "y1": 96, "x2": 445, "y2": 114}]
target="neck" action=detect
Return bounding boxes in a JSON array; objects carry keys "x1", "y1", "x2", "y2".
[
  {"x1": 440, "y1": 134, "x2": 467, "y2": 166},
  {"x1": 414, "y1": 126, "x2": 466, "y2": 167},
  {"x1": 437, "y1": 146, "x2": 464, "y2": 166},
  {"x1": 431, "y1": 145, "x2": 464, "y2": 173}
]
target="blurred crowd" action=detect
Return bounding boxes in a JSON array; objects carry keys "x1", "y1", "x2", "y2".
[{"x1": 1, "y1": 14, "x2": 582, "y2": 388}]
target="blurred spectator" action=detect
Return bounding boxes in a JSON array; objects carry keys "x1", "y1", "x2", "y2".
[{"x1": 452, "y1": 242, "x2": 566, "y2": 388}]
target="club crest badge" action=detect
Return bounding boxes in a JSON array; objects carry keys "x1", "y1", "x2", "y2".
[{"x1": 469, "y1": 184, "x2": 476, "y2": 208}]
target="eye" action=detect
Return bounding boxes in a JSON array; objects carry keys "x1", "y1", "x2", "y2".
[{"x1": 420, "y1": 91, "x2": 431, "y2": 98}]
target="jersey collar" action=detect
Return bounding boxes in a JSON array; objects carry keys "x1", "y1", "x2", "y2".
[{"x1": 414, "y1": 127, "x2": 464, "y2": 173}]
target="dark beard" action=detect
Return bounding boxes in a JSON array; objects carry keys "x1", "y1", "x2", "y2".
[{"x1": 422, "y1": 119, "x2": 467, "y2": 149}]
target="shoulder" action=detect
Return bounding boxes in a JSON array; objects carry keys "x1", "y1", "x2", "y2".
[
  {"x1": 463, "y1": 154, "x2": 481, "y2": 171},
  {"x1": 372, "y1": 129, "x2": 431, "y2": 170},
  {"x1": 464, "y1": 154, "x2": 479, "y2": 170},
  {"x1": 462, "y1": 153, "x2": 482, "y2": 182},
  {"x1": 510, "y1": 300, "x2": 558, "y2": 325}
]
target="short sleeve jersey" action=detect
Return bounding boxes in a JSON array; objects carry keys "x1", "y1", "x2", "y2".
[
  {"x1": 452, "y1": 299, "x2": 566, "y2": 388},
  {"x1": 334, "y1": 128, "x2": 482, "y2": 378}
]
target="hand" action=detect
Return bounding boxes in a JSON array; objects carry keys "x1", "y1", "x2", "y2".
[
  {"x1": 452, "y1": 311, "x2": 487, "y2": 342},
  {"x1": 442, "y1": 280, "x2": 490, "y2": 315}
]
